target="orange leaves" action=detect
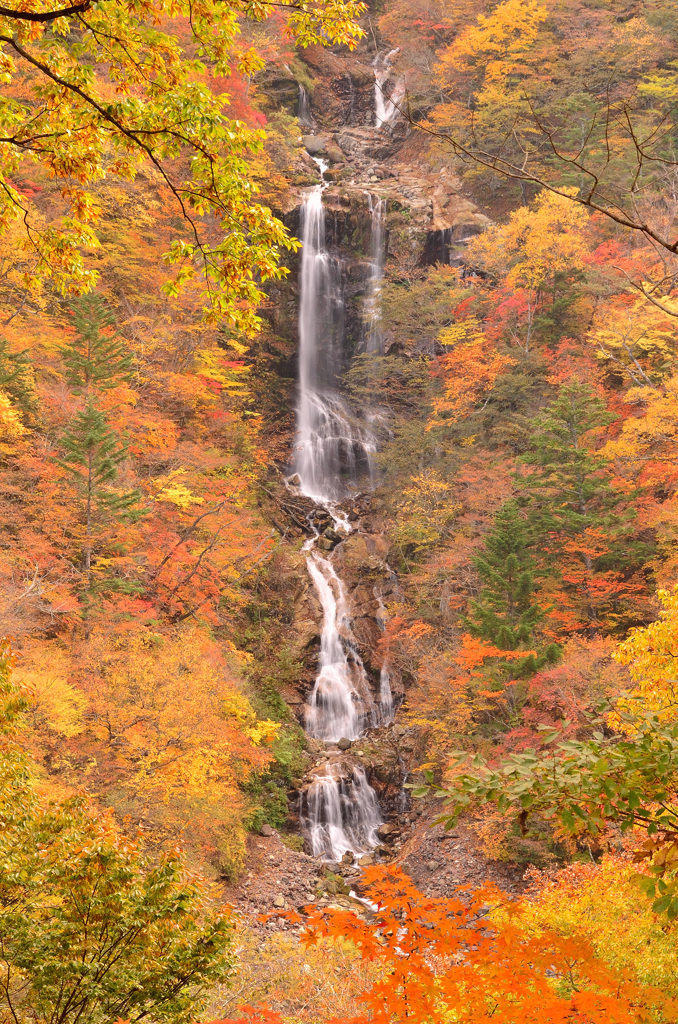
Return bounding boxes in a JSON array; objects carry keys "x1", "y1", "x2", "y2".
[
  {"x1": 205, "y1": 1007, "x2": 284, "y2": 1024},
  {"x1": 429, "y1": 322, "x2": 514, "y2": 427},
  {"x1": 300, "y1": 866, "x2": 677, "y2": 1024},
  {"x1": 454, "y1": 633, "x2": 533, "y2": 673},
  {"x1": 436, "y1": 0, "x2": 547, "y2": 86}
]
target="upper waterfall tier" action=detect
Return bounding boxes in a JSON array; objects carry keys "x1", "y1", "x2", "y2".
[{"x1": 294, "y1": 185, "x2": 377, "y2": 502}]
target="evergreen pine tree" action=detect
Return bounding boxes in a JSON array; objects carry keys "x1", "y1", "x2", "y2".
[
  {"x1": 56, "y1": 297, "x2": 142, "y2": 613},
  {"x1": 520, "y1": 381, "x2": 618, "y2": 535},
  {"x1": 0, "y1": 336, "x2": 35, "y2": 419},
  {"x1": 519, "y1": 380, "x2": 648, "y2": 632},
  {"x1": 465, "y1": 500, "x2": 558, "y2": 675},
  {"x1": 58, "y1": 402, "x2": 142, "y2": 587},
  {"x1": 64, "y1": 294, "x2": 133, "y2": 396}
]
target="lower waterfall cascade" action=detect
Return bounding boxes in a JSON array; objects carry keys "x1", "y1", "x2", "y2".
[{"x1": 293, "y1": 168, "x2": 395, "y2": 864}]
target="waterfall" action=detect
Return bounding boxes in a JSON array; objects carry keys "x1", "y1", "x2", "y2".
[
  {"x1": 300, "y1": 764, "x2": 382, "y2": 862},
  {"x1": 294, "y1": 182, "x2": 389, "y2": 862},
  {"x1": 364, "y1": 195, "x2": 385, "y2": 354},
  {"x1": 373, "y1": 48, "x2": 405, "y2": 129},
  {"x1": 294, "y1": 183, "x2": 377, "y2": 501},
  {"x1": 375, "y1": 591, "x2": 395, "y2": 723},
  {"x1": 306, "y1": 553, "x2": 378, "y2": 742},
  {"x1": 298, "y1": 84, "x2": 314, "y2": 127}
]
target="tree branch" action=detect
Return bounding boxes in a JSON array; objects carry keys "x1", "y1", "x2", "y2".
[{"x1": 0, "y1": 0, "x2": 91, "y2": 21}]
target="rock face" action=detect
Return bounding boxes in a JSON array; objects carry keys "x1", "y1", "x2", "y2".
[{"x1": 252, "y1": 18, "x2": 494, "y2": 877}]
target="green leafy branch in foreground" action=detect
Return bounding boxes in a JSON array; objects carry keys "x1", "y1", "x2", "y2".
[
  {"x1": 0, "y1": 641, "x2": 236, "y2": 1024},
  {"x1": 411, "y1": 711, "x2": 678, "y2": 918}
]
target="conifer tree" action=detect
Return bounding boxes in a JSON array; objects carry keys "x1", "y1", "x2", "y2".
[
  {"x1": 64, "y1": 294, "x2": 133, "y2": 396},
  {"x1": 520, "y1": 381, "x2": 618, "y2": 534},
  {"x1": 0, "y1": 336, "x2": 35, "y2": 420},
  {"x1": 58, "y1": 403, "x2": 142, "y2": 590},
  {"x1": 465, "y1": 500, "x2": 558, "y2": 675},
  {"x1": 519, "y1": 381, "x2": 646, "y2": 632},
  {"x1": 57, "y1": 297, "x2": 142, "y2": 610}
]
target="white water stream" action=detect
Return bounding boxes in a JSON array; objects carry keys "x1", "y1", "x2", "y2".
[
  {"x1": 364, "y1": 195, "x2": 385, "y2": 354},
  {"x1": 294, "y1": 180, "x2": 376, "y2": 501},
  {"x1": 294, "y1": 177, "x2": 393, "y2": 862},
  {"x1": 373, "y1": 48, "x2": 405, "y2": 129}
]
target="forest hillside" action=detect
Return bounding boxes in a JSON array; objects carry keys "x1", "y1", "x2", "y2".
[{"x1": 2, "y1": 0, "x2": 678, "y2": 1021}]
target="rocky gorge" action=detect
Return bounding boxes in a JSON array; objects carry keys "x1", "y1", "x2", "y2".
[{"x1": 223, "y1": 24, "x2": 530, "y2": 918}]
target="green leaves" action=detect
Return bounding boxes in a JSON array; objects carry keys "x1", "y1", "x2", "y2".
[{"x1": 422, "y1": 709, "x2": 678, "y2": 915}]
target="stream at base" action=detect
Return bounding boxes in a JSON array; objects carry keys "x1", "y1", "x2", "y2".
[{"x1": 293, "y1": 152, "x2": 391, "y2": 863}]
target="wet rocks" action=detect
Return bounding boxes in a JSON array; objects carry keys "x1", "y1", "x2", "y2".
[{"x1": 337, "y1": 737, "x2": 352, "y2": 750}]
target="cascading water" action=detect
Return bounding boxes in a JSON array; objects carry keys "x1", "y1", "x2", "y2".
[
  {"x1": 306, "y1": 553, "x2": 378, "y2": 742},
  {"x1": 301, "y1": 764, "x2": 382, "y2": 861},
  {"x1": 364, "y1": 195, "x2": 385, "y2": 354},
  {"x1": 298, "y1": 84, "x2": 314, "y2": 128},
  {"x1": 294, "y1": 180, "x2": 376, "y2": 501},
  {"x1": 294, "y1": 178, "x2": 389, "y2": 862},
  {"x1": 373, "y1": 48, "x2": 406, "y2": 129},
  {"x1": 375, "y1": 590, "x2": 395, "y2": 723}
]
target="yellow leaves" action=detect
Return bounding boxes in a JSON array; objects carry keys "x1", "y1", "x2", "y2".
[
  {"x1": 0, "y1": 390, "x2": 26, "y2": 448},
  {"x1": 195, "y1": 347, "x2": 251, "y2": 394},
  {"x1": 437, "y1": 0, "x2": 547, "y2": 84},
  {"x1": 468, "y1": 189, "x2": 589, "y2": 292},
  {"x1": 155, "y1": 470, "x2": 205, "y2": 509},
  {"x1": 520, "y1": 856, "x2": 678, "y2": 997},
  {"x1": 612, "y1": 587, "x2": 678, "y2": 727},
  {"x1": 245, "y1": 720, "x2": 280, "y2": 746},
  {"x1": 394, "y1": 469, "x2": 461, "y2": 552},
  {"x1": 83, "y1": 627, "x2": 275, "y2": 798},
  {"x1": 588, "y1": 298, "x2": 677, "y2": 386},
  {"x1": 15, "y1": 647, "x2": 87, "y2": 739}
]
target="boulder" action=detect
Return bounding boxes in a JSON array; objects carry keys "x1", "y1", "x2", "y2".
[
  {"x1": 377, "y1": 823, "x2": 395, "y2": 840},
  {"x1": 325, "y1": 143, "x2": 345, "y2": 164},
  {"x1": 260, "y1": 823, "x2": 275, "y2": 837},
  {"x1": 303, "y1": 135, "x2": 326, "y2": 155},
  {"x1": 337, "y1": 737, "x2": 352, "y2": 751}
]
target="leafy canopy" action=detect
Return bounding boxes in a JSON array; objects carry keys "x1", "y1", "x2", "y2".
[{"x1": 0, "y1": 0, "x2": 365, "y2": 328}]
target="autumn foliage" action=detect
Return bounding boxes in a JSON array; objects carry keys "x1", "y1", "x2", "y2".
[{"x1": 290, "y1": 866, "x2": 677, "y2": 1024}]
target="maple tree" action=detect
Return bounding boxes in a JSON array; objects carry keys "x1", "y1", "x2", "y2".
[
  {"x1": 290, "y1": 865, "x2": 677, "y2": 1023},
  {"x1": 0, "y1": 641, "x2": 236, "y2": 1024},
  {"x1": 0, "y1": 0, "x2": 365, "y2": 325}
]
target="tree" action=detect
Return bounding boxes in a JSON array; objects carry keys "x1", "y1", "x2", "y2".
[
  {"x1": 419, "y1": 587, "x2": 678, "y2": 919},
  {"x1": 0, "y1": 334, "x2": 35, "y2": 418},
  {"x1": 613, "y1": 585, "x2": 678, "y2": 725},
  {"x1": 0, "y1": 0, "x2": 365, "y2": 326},
  {"x1": 465, "y1": 498, "x2": 556, "y2": 671},
  {"x1": 57, "y1": 400, "x2": 142, "y2": 596},
  {"x1": 421, "y1": 0, "x2": 678, "y2": 314},
  {"x1": 0, "y1": 640, "x2": 236, "y2": 1024},
  {"x1": 428, "y1": 317, "x2": 515, "y2": 427},
  {"x1": 63, "y1": 293, "x2": 133, "y2": 395},
  {"x1": 288, "y1": 865, "x2": 676, "y2": 1023},
  {"x1": 465, "y1": 191, "x2": 590, "y2": 352},
  {"x1": 519, "y1": 380, "x2": 640, "y2": 633},
  {"x1": 75, "y1": 627, "x2": 278, "y2": 878}
]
